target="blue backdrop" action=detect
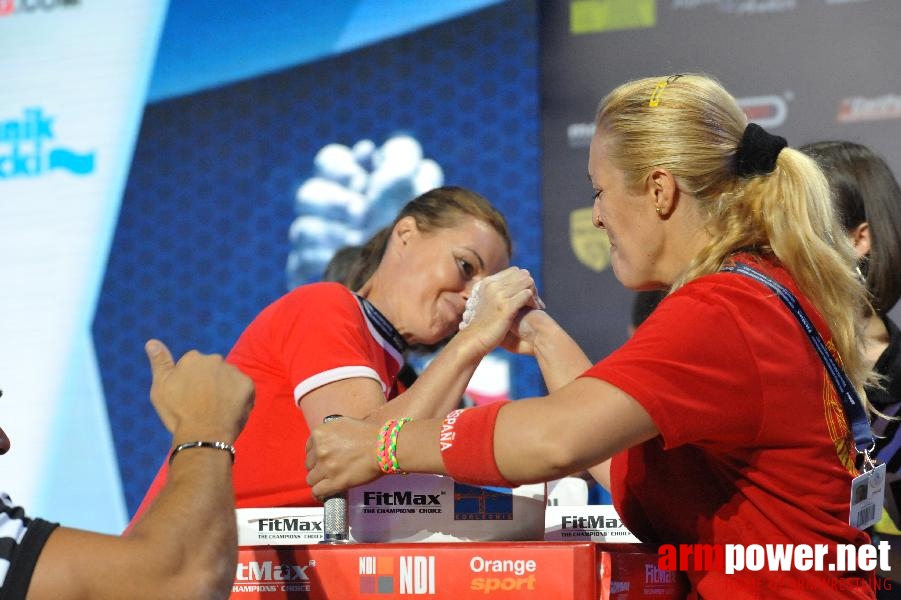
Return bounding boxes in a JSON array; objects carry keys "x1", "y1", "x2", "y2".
[{"x1": 92, "y1": 0, "x2": 544, "y2": 515}]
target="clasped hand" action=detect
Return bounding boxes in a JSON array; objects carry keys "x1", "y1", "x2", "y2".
[
  {"x1": 305, "y1": 417, "x2": 381, "y2": 499},
  {"x1": 458, "y1": 267, "x2": 545, "y2": 355}
]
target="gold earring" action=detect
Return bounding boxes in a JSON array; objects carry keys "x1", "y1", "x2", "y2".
[{"x1": 655, "y1": 206, "x2": 663, "y2": 216}]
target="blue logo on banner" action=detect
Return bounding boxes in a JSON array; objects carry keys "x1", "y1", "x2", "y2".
[
  {"x1": 0, "y1": 108, "x2": 95, "y2": 179},
  {"x1": 453, "y1": 482, "x2": 513, "y2": 520},
  {"x1": 48, "y1": 149, "x2": 95, "y2": 174}
]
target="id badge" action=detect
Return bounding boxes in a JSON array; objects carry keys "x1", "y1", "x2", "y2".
[{"x1": 850, "y1": 462, "x2": 886, "y2": 530}]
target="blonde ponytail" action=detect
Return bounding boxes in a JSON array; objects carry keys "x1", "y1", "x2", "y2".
[{"x1": 597, "y1": 73, "x2": 873, "y2": 399}]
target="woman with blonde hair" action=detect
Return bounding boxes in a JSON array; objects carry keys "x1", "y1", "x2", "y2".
[{"x1": 307, "y1": 75, "x2": 877, "y2": 598}]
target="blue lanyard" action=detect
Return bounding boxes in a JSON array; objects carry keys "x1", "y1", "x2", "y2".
[
  {"x1": 721, "y1": 262, "x2": 874, "y2": 453},
  {"x1": 356, "y1": 294, "x2": 407, "y2": 354}
]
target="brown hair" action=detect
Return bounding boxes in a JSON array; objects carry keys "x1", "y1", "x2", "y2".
[
  {"x1": 800, "y1": 140, "x2": 901, "y2": 315},
  {"x1": 346, "y1": 186, "x2": 512, "y2": 290}
]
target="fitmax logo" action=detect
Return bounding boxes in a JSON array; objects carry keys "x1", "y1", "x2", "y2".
[
  {"x1": 256, "y1": 517, "x2": 322, "y2": 532},
  {"x1": 0, "y1": 108, "x2": 95, "y2": 178},
  {"x1": 561, "y1": 515, "x2": 625, "y2": 529},
  {"x1": 363, "y1": 491, "x2": 442, "y2": 506},
  {"x1": 235, "y1": 561, "x2": 312, "y2": 582}
]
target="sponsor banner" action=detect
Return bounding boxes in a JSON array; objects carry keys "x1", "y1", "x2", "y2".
[
  {"x1": 0, "y1": 0, "x2": 82, "y2": 18},
  {"x1": 544, "y1": 505, "x2": 640, "y2": 543},
  {"x1": 737, "y1": 94, "x2": 790, "y2": 129},
  {"x1": 237, "y1": 508, "x2": 325, "y2": 546},
  {"x1": 570, "y1": 0, "x2": 656, "y2": 34},
  {"x1": 0, "y1": 107, "x2": 95, "y2": 179},
  {"x1": 348, "y1": 474, "x2": 546, "y2": 543},
  {"x1": 837, "y1": 93, "x2": 901, "y2": 124},
  {"x1": 597, "y1": 543, "x2": 690, "y2": 600},
  {"x1": 232, "y1": 541, "x2": 599, "y2": 598},
  {"x1": 0, "y1": 0, "x2": 167, "y2": 534},
  {"x1": 670, "y1": 0, "x2": 798, "y2": 15}
]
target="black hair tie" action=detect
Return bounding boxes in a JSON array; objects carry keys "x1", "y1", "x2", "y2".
[{"x1": 735, "y1": 123, "x2": 787, "y2": 177}]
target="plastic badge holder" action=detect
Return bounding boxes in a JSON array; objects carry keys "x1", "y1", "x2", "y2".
[{"x1": 347, "y1": 473, "x2": 547, "y2": 543}]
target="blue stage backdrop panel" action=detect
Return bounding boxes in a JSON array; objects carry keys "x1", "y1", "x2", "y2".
[{"x1": 92, "y1": 0, "x2": 542, "y2": 515}]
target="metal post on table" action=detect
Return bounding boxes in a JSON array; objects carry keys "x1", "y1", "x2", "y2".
[{"x1": 319, "y1": 414, "x2": 351, "y2": 544}]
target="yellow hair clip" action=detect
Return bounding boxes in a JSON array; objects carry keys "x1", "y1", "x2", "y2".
[
  {"x1": 649, "y1": 81, "x2": 668, "y2": 107},
  {"x1": 648, "y1": 74, "x2": 683, "y2": 107}
]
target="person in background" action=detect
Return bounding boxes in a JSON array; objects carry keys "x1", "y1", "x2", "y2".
[
  {"x1": 321, "y1": 243, "x2": 364, "y2": 286},
  {"x1": 1, "y1": 340, "x2": 254, "y2": 600},
  {"x1": 132, "y1": 186, "x2": 540, "y2": 514},
  {"x1": 627, "y1": 289, "x2": 668, "y2": 337},
  {"x1": 306, "y1": 74, "x2": 877, "y2": 598},
  {"x1": 801, "y1": 140, "x2": 901, "y2": 598}
]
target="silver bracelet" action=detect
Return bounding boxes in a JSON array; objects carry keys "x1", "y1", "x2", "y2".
[{"x1": 168, "y1": 440, "x2": 236, "y2": 464}]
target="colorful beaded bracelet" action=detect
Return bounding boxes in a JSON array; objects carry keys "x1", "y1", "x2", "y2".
[{"x1": 376, "y1": 418, "x2": 411, "y2": 475}]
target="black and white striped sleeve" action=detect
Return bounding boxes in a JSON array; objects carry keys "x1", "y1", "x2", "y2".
[{"x1": 0, "y1": 493, "x2": 59, "y2": 600}]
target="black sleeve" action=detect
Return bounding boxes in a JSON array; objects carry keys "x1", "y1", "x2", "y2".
[{"x1": 1, "y1": 518, "x2": 59, "y2": 600}]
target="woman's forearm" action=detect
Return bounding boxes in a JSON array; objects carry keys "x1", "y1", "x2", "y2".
[
  {"x1": 368, "y1": 333, "x2": 485, "y2": 421},
  {"x1": 380, "y1": 309, "x2": 595, "y2": 423},
  {"x1": 299, "y1": 332, "x2": 487, "y2": 432},
  {"x1": 392, "y1": 400, "x2": 576, "y2": 484},
  {"x1": 395, "y1": 378, "x2": 658, "y2": 486},
  {"x1": 526, "y1": 312, "x2": 593, "y2": 392},
  {"x1": 394, "y1": 418, "x2": 448, "y2": 475}
]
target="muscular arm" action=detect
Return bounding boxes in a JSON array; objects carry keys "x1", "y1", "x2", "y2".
[
  {"x1": 307, "y1": 377, "x2": 659, "y2": 498},
  {"x1": 505, "y1": 310, "x2": 610, "y2": 487},
  {"x1": 301, "y1": 268, "x2": 541, "y2": 430},
  {"x1": 24, "y1": 341, "x2": 253, "y2": 600},
  {"x1": 402, "y1": 378, "x2": 656, "y2": 482},
  {"x1": 28, "y1": 448, "x2": 236, "y2": 600},
  {"x1": 508, "y1": 310, "x2": 592, "y2": 392},
  {"x1": 301, "y1": 331, "x2": 487, "y2": 428}
]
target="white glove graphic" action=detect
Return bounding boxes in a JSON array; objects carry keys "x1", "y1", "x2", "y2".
[{"x1": 286, "y1": 134, "x2": 444, "y2": 289}]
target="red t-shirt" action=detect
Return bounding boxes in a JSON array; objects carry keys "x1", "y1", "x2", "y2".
[
  {"x1": 130, "y1": 283, "x2": 403, "y2": 521},
  {"x1": 583, "y1": 257, "x2": 874, "y2": 598}
]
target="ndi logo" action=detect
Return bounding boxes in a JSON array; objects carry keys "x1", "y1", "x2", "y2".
[
  {"x1": 359, "y1": 555, "x2": 436, "y2": 595},
  {"x1": 0, "y1": 108, "x2": 95, "y2": 179}
]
